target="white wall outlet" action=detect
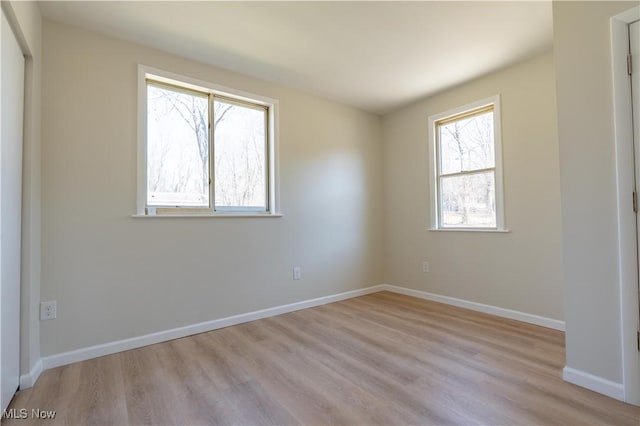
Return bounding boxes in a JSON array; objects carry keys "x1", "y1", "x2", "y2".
[
  {"x1": 293, "y1": 266, "x2": 302, "y2": 280},
  {"x1": 422, "y1": 261, "x2": 430, "y2": 273},
  {"x1": 40, "y1": 300, "x2": 57, "y2": 320}
]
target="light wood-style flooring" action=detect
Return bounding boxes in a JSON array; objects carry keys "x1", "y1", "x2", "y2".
[{"x1": 4, "y1": 291, "x2": 640, "y2": 425}]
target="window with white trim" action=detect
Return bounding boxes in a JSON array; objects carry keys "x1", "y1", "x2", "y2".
[
  {"x1": 138, "y1": 67, "x2": 278, "y2": 216},
  {"x1": 428, "y1": 96, "x2": 505, "y2": 230}
]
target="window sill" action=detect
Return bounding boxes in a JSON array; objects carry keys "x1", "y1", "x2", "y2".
[
  {"x1": 427, "y1": 227, "x2": 510, "y2": 233},
  {"x1": 132, "y1": 213, "x2": 283, "y2": 219}
]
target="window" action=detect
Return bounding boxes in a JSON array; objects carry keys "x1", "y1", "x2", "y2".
[
  {"x1": 428, "y1": 96, "x2": 505, "y2": 230},
  {"x1": 137, "y1": 66, "x2": 278, "y2": 216}
]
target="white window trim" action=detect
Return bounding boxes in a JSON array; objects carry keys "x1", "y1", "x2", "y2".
[
  {"x1": 427, "y1": 95, "x2": 507, "y2": 232},
  {"x1": 135, "y1": 65, "x2": 280, "y2": 217}
]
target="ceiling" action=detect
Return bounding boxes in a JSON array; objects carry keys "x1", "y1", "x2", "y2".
[{"x1": 38, "y1": 1, "x2": 554, "y2": 115}]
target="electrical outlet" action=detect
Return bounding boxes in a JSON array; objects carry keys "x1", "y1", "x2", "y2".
[
  {"x1": 40, "y1": 300, "x2": 57, "y2": 321},
  {"x1": 422, "y1": 261, "x2": 430, "y2": 273},
  {"x1": 293, "y1": 266, "x2": 302, "y2": 280}
]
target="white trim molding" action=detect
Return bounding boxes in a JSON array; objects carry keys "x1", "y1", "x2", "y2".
[
  {"x1": 18, "y1": 284, "x2": 634, "y2": 408},
  {"x1": 37, "y1": 283, "x2": 564, "y2": 374},
  {"x1": 26, "y1": 283, "x2": 565, "y2": 390},
  {"x1": 611, "y1": 4, "x2": 640, "y2": 406},
  {"x1": 19, "y1": 359, "x2": 43, "y2": 389},
  {"x1": 563, "y1": 367, "x2": 624, "y2": 402},
  {"x1": 25, "y1": 284, "x2": 636, "y2": 408},
  {"x1": 383, "y1": 284, "x2": 565, "y2": 331},
  {"x1": 41, "y1": 285, "x2": 385, "y2": 372}
]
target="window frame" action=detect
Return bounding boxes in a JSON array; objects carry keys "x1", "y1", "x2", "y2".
[
  {"x1": 427, "y1": 95, "x2": 506, "y2": 232},
  {"x1": 137, "y1": 65, "x2": 280, "y2": 217}
]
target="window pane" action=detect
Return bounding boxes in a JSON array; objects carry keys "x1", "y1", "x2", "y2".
[
  {"x1": 440, "y1": 171, "x2": 496, "y2": 228},
  {"x1": 147, "y1": 84, "x2": 209, "y2": 207},
  {"x1": 439, "y1": 110, "x2": 494, "y2": 175},
  {"x1": 214, "y1": 100, "x2": 267, "y2": 211}
]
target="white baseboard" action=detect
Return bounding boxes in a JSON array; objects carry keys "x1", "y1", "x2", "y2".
[
  {"x1": 27, "y1": 283, "x2": 564, "y2": 390},
  {"x1": 563, "y1": 366, "x2": 624, "y2": 401},
  {"x1": 40, "y1": 285, "x2": 386, "y2": 373},
  {"x1": 381, "y1": 284, "x2": 565, "y2": 331},
  {"x1": 19, "y1": 359, "x2": 43, "y2": 389},
  {"x1": 22, "y1": 285, "x2": 627, "y2": 406}
]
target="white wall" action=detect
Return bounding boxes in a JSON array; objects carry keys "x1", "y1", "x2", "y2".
[
  {"x1": 2, "y1": 0, "x2": 42, "y2": 379},
  {"x1": 553, "y1": 0, "x2": 638, "y2": 387},
  {"x1": 382, "y1": 52, "x2": 564, "y2": 321},
  {"x1": 40, "y1": 20, "x2": 384, "y2": 356}
]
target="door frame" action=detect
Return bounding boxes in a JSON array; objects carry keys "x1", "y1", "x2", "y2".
[
  {"x1": 0, "y1": 5, "x2": 25, "y2": 411},
  {"x1": 611, "y1": 5, "x2": 640, "y2": 406}
]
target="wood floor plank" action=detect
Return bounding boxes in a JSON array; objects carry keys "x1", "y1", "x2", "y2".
[
  {"x1": 264, "y1": 312, "x2": 478, "y2": 425},
  {"x1": 207, "y1": 380, "x2": 298, "y2": 426},
  {"x1": 4, "y1": 291, "x2": 639, "y2": 425}
]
